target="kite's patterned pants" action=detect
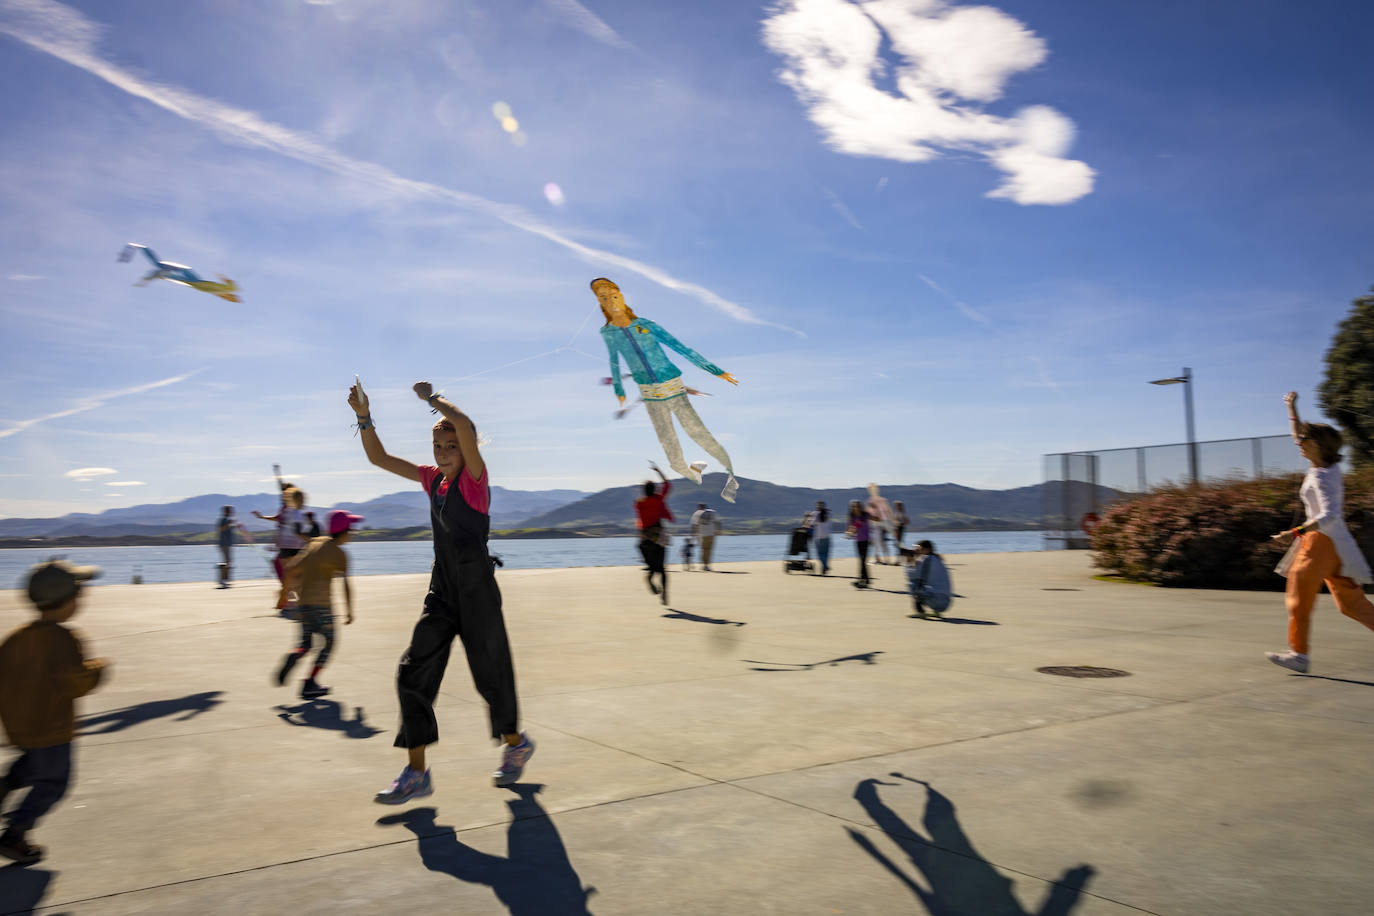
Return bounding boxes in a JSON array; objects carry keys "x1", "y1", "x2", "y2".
[{"x1": 644, "y1": 393, "x2": 738, "y2": 501}]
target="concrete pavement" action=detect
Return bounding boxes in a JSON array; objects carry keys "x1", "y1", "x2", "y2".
[{"x1": 1, "y1": 550, "x2": 1372, "y2": 915}]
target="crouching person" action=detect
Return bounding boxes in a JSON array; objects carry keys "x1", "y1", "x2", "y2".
[{"x1": 906, "y1": 540, "x2": 953, "y2": 619}]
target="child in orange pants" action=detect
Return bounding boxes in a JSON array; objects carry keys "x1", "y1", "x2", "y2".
[
  {"x1": 1268, "y1": 392, "x2": 1374, "y2": 672},
  {"x1": 1281, "y1": 531, "x2": 1374, "y2": 658}
]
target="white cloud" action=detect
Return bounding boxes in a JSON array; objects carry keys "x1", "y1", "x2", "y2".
[
  {"x1": 105, "y1": 480, "x2": 146, "y2": 486},
  {"x1": 761, "y1": 0, "x2": 1095, "y2": 205},
  {"x1": 7, "y1": 273, "x2": 45, "y2": 280},
  {"x1": 0, "y1": 1, "x2": 798, "y2": 332},
  {"x1": 65, "y1": 467, "x2": 117, "y2": 480}
]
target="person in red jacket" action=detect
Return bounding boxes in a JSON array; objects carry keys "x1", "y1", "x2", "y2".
[{"x1": 635, "y1": 463, "x2": 674, "y2": 604}]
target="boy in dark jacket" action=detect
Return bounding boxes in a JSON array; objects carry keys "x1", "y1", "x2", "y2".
[{"x1": 0, "y1": 561, "x2": 109, "y2": 865}]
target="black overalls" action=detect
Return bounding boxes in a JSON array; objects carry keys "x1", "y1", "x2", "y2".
[{"x1": 394, "y1": 471, "x2": 518, "y2": 747}]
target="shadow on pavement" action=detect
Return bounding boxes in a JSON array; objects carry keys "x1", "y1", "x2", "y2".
[
  {"x1": 77, "y1": 691, "x2": 224, "y2": 735},
  {"x1": 377, "y1": 785, "x2": 595, "y2": 915},
  {"x1": 848, "y1": 773, "x2": 1095, "y2": 915},
  {"x1": 662, "y1": 608, "x2": 747, "y2": 627},
  {"x1": 908, "y1": 615, "x2": 999, "y2": 626},
  {"x1": 0, "y1": 864, "x2": 53, "y2": 915},
  {"x1": 275, "y1": 699, "x2": 383, "y2": 738},
  {"x1": 1293, "y1": 674, "x2": 1374, "y2": 687},
  {"x1": 742, "y1": 651, "x2": 883, "y2": 672}
]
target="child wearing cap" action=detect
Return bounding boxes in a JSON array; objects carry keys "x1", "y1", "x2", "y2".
[
  {"x1": 277, "y1": 510, "x2": 361, "y2": 699},
  {"x1": 0, "y1": 561, "x2": 109, "y2": 866}
]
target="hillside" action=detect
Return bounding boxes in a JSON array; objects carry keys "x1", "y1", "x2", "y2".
[
  {"x1": 515, "y1": 475, "x2": 1107, "y2": 534},
  {"x1": 0, "y1": 477, "x2": 1121, "y2": 545},
  {"x1": 0, "y1": 486, "x2": 590, "y2": 538}
]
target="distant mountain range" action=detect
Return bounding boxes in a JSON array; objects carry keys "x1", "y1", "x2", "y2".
[
  {"x1": 0, "y1": 477, "x2": 1119, "y2": 541},
  {"x1": 0, "y1": 486, "x2": 590, "y2": 538},
  {"x1": 515, "y1": 475, "x2": 1104, "y2": 534}
]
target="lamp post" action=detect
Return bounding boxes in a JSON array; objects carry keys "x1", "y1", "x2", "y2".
[{"x1": 1149, "y1": 367, "x2": 1197, "y2": 485}]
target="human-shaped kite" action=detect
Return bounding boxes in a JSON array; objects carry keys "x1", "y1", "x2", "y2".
[
  {"x1": 593, "y1": 277, "x2": 740, "y2": 503},
  {"x1": 118, "y1": 243, "x2": 241, "y2": 302}
]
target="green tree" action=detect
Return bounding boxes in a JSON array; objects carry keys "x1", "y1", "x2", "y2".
[{"x1": 1319, "y1": 289, "x2": 1374, "y2": 467}]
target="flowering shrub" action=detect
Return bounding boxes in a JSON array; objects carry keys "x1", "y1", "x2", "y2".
[{"x1": 1091, "y1": 469, "x2": 1374, "y2": 589}]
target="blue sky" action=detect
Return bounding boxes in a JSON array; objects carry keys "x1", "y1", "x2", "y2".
[{"x1": 1, "y1": 0, "x2": 1370, "y2": 517}]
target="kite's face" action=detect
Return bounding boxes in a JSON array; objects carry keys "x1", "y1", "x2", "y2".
[{"x1": 592, "y1": 281, "x2": 629, "y2": 321}]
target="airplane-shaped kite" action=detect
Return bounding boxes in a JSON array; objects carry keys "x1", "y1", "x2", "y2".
[{"x1": 118, "y1": 243, "x2": 240, "y2": 302}]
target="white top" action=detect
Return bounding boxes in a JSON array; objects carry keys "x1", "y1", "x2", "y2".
[
  {"x1": 690, "y1": 508, "x2": 721, "y2": 537},
  {"x1": 278, "y1": 507, "x2": 307, "y2": 550},
  {"x1": 1275, "y1": 465, "x2": 1371, "y2": 584},
  {"x1": 812, "y1": 515, "x2": 832, "y2": 539}
]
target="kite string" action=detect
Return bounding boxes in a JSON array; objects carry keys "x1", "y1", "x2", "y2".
[{"x1": 444, "y1": 308, "x2": 604, "y2": 386}]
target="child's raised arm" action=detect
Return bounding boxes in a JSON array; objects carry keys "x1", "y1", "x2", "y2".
[
  {"x1": 350, "y1": 381, "x2": 421, "y2": 482},
  {"x1": 413, "y1": 381, "x2": 484, "y2": 481},
  {"x1": 1284, "y1": 391, "x2": 1306, "y2": 444}
]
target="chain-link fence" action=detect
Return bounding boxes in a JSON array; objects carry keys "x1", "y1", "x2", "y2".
[{"x1": 1043, "y1": 435, "x2": 1309, "y2": 548}]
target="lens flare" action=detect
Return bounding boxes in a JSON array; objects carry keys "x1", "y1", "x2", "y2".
[
  {"x1": 491, "y1": 101, "x2": 512, "y2": 120},
  {"x1": 543, "y1": 182, "x2": 565, "y2": 206},
  {"x1": 501, "y1": 116, "x2": 519, "y2": 133}
]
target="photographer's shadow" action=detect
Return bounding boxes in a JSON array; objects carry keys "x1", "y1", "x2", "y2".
[
  {"x1": 848, "y1": 773, "x2": 1095, "y2": 915},
  {"x1": 275, "y1": 699, "x2": 382, "y2": 739},
  {"x1": 0, "y1": 865, "x2": 53, "y2": 914},
  {"x1": 377, "y1": 784, "x2": 595, "y2": 915}
]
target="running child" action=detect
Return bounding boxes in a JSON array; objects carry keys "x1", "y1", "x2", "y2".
[
  {"x1": 348, "y1": 379, "x2": 532, "y2": 802},
  {"x1": 277, "y1": 510, "x2": 362, "y2": 699},
  {"x1": 635, "y1": 462, "x2": 673, "y2": 604},
  {"x1": 0, "y1": 561, "x2": 109, "y2": 866},
  {"x1": 253, "y1": 485, "x2": 308, "y2": 612}
]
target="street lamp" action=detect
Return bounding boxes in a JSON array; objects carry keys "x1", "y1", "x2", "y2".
[{"x1": 1149, "y1": 367, "x2": 1197, "y2": 485}]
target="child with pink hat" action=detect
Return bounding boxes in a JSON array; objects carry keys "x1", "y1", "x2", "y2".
[{"x1": 277, "y1": 509, "x2": 363, "y2": 699}]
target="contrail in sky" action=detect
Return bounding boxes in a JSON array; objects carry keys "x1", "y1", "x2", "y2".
[
  {"x1": 0, "y1": 370, "x2": 204, "y2": 439},
  {"x1": 917, "y1": 273, "x2": 1059, "y2": 391},
  {"x1": 0, "y1": 0, "x2": 799, "y2": 335}
]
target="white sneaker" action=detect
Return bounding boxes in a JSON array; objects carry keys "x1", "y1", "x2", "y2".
[{"x1": 1265, "y1": 650, "x2": 1309, "y2": 673}]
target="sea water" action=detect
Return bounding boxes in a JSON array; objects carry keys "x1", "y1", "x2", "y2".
[{"x1": 0, "y1": 531, "x2": 1046, "y2": 589}]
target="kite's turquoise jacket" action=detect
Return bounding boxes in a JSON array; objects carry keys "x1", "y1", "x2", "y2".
[{"x1": 600, "y1": 318, "x2": 723, "y2": 400}]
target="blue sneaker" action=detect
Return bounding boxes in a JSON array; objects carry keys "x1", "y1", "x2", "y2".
[
  {"x1": 493, "y1": 734, "x2": 535, "y2": 787},
  {"x1": 374, "y1": 767, "x2": 433, "y2": 805}
]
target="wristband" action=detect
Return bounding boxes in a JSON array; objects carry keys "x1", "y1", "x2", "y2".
[
  {"x1": 426, "y1": 393, "x2": 440, "y2": 403},
  {"x1": 356, "y1": 415, "x2": 373, "y2": 431}
]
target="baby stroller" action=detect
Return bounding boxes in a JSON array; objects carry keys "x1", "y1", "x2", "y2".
[{"x1": 783, "y1": 527, "x2": 814, "y2": 573}]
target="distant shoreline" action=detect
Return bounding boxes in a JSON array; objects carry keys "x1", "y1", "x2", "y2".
[{"x1": 0, "y1": 521, "x2": 1044, "y2": 549}]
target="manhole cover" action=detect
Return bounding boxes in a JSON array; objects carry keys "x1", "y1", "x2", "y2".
[{"x1": 1036, "y1": 666, "x2": 1131, "y2": 678}]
